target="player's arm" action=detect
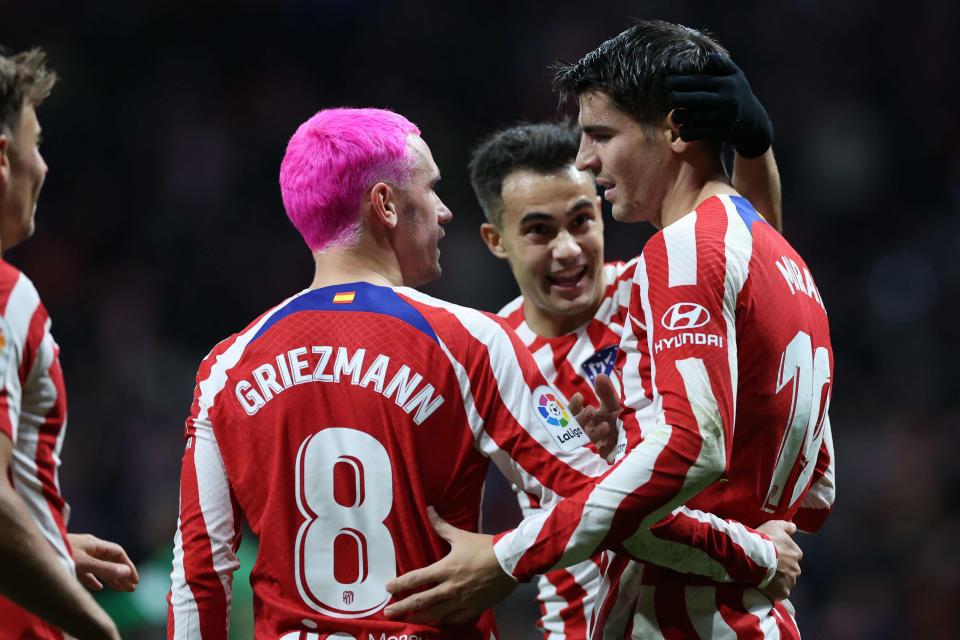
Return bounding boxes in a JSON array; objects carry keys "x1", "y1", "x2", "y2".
[
  {"x1": 167, "y1": 390, "x2": 241, "y2": 640},
  {"x1": 571, "y1": 374, "x2": 785, "y2": 589},
  {"x1": 0, "y1": 435, "x2": 120, "y2": 639},
  {"x1": 794, "y1": 414, "x2": 836, "y2": 532},
  {"x1": 667, "y1": 52, "x2": 783, "y2": 230}
]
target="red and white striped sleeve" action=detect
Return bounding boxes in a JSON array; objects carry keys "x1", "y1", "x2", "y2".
[
  {"x1": 492, "y1": 205, "x2": 745, "y2": 582},
  {"x1": 794, "y1": 414, "x2": 835, "y2": 533},
  {"x1": 167, "y1": 340, "x2": 246, "y2": 640}
]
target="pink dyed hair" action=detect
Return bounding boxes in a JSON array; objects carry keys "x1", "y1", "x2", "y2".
[{"x1": 280, "y1": 108, "x2": 421, "y2": 251}]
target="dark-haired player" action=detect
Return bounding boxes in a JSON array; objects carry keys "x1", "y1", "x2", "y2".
[{"x1": 388, "y1": 20, "x2": 835, "y2": 639}]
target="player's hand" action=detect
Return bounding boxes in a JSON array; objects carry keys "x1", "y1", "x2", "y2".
[
  {"x1": 666, "y1": 53, "x2": 773, "y2": 158},
  {"x1": 568, "y1": 373, "x2": 621, "y2": 461},
  {"x1": 756, "y1": 520, "x2": 802, "y2": 601},
  {"x1": 68, "y1": 533, "x2": 139, "y2": 592},
  {"x1": 383, "y1": 507, "x2": 517, "y2": 624}
]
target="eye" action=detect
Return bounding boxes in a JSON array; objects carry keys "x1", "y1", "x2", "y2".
[
  {"x1": 524, "y1": 223, "x2": 550, "y2": 236},
  {"x1": 571, "y1": 213, "x2": 592, "y2": 229}
]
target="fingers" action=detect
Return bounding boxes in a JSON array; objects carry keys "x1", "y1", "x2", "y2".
[
  {"x1": 568, "y1": 392, "x2": 584, "y2": 416},
  {"x1": 79, "y1": 572, "x2": 104, "y2": 591},
  {"x1": 593, "y1": 374, "x2": 620, "y2": 412},
  {"x1": 702, "y1": 52, "x2": 739, "y2": 75},
  {"x1": 426, "y1": 506, "x2": 458, "y2": 544},
  {"x1": 784, "y1": 521, "x2": 797, "y2": 535},
  {"x1": 385, "y1": 563, "x2": 442, "y2": 596}
]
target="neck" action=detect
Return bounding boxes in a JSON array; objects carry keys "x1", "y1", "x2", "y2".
[
  {"x1": 658, "y1": 150, "x2": 738, "y2": 229},
  {"x1": 310, "y1": 241, "x2": 401, "y2": 290}
]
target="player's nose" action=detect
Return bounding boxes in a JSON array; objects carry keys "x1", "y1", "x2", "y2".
[
  {"x1": 575, "y1": 137, "x2": 600, "y2": 175},
  {"x1": 551, "y1": 229, "x2": 582, "y2": 260}
]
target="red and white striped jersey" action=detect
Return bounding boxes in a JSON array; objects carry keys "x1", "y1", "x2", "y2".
[
  {"x1": 0, "y1": 260, "x2": 74, "y2": 639},
  {"x1": 493, "y1": 195, "x2": 836, "y2": 639},
  {"x1": 499, "y1": 261, "x2": 638, "y2": 640},
  {"x1": 167, "y1": 282, "x2": 613, "y2": 640}
]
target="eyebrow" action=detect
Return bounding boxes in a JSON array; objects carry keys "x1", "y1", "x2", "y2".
[{"x1": 517, "y1": 200, "x2": 594, "y2": 227}]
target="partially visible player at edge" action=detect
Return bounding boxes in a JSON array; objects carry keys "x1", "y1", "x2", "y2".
[
  {"x1": 386, "y1": 20, "x2": 835, "y2": 639},
  {"x1": 0, "y1": 47, "x2": 138, "y2": 640},
  {"x1": 168, "y1": 107, "x2": 800, "y2": 640},
  {"x1": 469, "y1": 59, "x2": 784, "y2": 637}
]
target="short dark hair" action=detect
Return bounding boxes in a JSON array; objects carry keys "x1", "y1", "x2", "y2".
[
  {"x1": 554, "y1": 19, "x2": 727, "y2": 127},
  {"x1": 468, "y1": 120, "x2": 581, "y2": 228},
  {"x1": 0, "y1": 47, "x2": 57, "y2": 137}
]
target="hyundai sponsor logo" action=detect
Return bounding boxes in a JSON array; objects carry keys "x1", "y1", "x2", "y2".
[{"x1": 661, "y1": 302, "x2": 710, "y2": 330}]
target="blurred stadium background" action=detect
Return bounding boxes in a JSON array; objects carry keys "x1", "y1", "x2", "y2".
[{"x1": 4, "y1": 0, "x2": 959, "y2": 638}]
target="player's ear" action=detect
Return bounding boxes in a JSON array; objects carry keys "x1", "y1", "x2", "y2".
[
  {"x1": 369, "y1": 182, "x2": 399, "y2": 229},
  {"x1": 666, "y1": 109, "x2": 689, "y2": 153},
  {"x1": 480, "y1": 223, "x2": 508, "y2": 259}
]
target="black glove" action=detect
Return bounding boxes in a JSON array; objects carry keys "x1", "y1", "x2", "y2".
[{"x1": 666, "y1": 53, "x2": 773, "y2": 158}]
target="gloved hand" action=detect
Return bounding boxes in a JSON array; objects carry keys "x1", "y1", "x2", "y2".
[{"x1": 666, "y1": 53, "x2": 773, "y2": 158}]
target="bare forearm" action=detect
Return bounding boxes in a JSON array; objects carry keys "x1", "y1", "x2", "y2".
[
  {"x1": 0, "y1": 486, "x2": 118, "y2": 640},
  {"x1": 732, "y1": 147, "x2": 782, "y2": 232}
]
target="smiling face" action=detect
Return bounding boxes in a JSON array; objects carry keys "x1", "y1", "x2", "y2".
[
  {"x1": 392, "y1": 134, "x2": 452, "y2": 288},
  {"x1": 481, "y1": 165, "x2": 605, "y2": 336},
  {"x1": 575, "y1": 89, "x2": 673, "y2": 228},
  {"x1": 0, "y1": 103, "x2": 48, "y2": 252}
]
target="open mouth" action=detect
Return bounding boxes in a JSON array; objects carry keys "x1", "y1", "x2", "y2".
[{"x1": 547, "y1": 266, "x2": 588, "y2": 289}]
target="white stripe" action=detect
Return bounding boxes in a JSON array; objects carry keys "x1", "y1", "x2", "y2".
[
  {"x1": 626, "y1": 582, "x2": 658, "y2": 639},
  {"x1": 663, "y1": 212, "x2": 699, "y2": 287},
  {"x1": 743, "y1": 588, "x2": 781, "y2": 639},
  {"x1": 685, "y1": 586, "x2": 738, "y2": 638},
  {"x1": 719, "y1": 194, "x2": 754, "y2": 431},
  {"x1": 595, "y1": 559, "x2": 645, "y2": 639},
  {"x1": 675, "y1": 357, "x2": 727, "y2": 483}
]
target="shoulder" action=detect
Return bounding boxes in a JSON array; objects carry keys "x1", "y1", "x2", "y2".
[
  {"x1": 641, "y1": 195, "x2": 757, "y2": 291},
  {"x1": 0, "y1": 263, "x2": 44, "y2": 348},
  {"x1": 396, "y1": 287, "x2": 522, "y2": 355}
]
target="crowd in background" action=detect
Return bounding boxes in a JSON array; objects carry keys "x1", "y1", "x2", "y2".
[{"x1": 4, "y1": 0, "x2": 959, "y2": 637}]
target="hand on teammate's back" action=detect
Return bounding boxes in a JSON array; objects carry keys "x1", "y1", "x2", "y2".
[
  {"x1": 666, "y1": 52, "x2": 774, "y2": 158},
  {"x1": 68, "y1": 533, "x2": 139, "y2": 592},
  {"x1": 756, "y1": 520, "x2": 802, "y2": 602},
  {"x1": 568, "y1": 373, "x2": 621, "y2": 461},
  {"x1": 384, "y1": 507, "x2": 517, "y2": 624}
]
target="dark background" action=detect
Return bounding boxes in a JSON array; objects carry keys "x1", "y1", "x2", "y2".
[{"x1": 4, "y1": 0, "x2": 959, "y2": 638}]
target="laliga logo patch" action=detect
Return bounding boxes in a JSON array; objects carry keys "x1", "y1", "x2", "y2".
[
  {"x1": 537, "y1": 391, "x2": 570, "y2": 427},
  {"x1": 531, "y1": 385, "x2": 589, "y2": 452}
]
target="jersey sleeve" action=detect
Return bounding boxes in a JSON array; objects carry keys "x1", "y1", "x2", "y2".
[
  {"x1": 167, "y1": 364, "x2": 242, "y2": 640},
  {"x1": 493, "y1": 220, "x2": 741, "y2": 582},
  {"x1": 0, "y1": 314, "x2": 22, "y2": 443},
  {"x1": 793, "y1": 413, "x2": 835, "y2": 532}
]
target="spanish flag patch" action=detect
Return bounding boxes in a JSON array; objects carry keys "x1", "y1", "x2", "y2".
[{"x1": 332, "y1": 291, "x2": 356, "y2": 304}]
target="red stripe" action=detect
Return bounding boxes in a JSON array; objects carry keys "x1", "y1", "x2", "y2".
[
  {"x1": 654, "y1": 580, "x2": 699, "y2": 639},
  {"x1": 18, "y1": 304, "x2": 47, "y2": 385},
  {"x1": 714, "y1": 585, "x2": 763, "y2": 638},
  {"x1": 543, "y1": 566, "x2": 589, "y2": 638}
]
